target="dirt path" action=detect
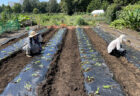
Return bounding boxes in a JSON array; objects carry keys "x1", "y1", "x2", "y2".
[
  {"x1": 38, "y1": 28, "x2": 87, "y2": 96},
  {"x1": 85, "y1": 28, "x2": 140, "y2": 96},
  {"x1": 0, "y1": 28, "x2": 58, "y2": 93}
]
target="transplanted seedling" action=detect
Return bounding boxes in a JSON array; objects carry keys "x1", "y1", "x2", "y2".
[
  {"x1": 35, "y1": 60, "x2": 41, "y2": 64},
  {"x1": 14, "y1": 77, "x2": 21, "y2": 83},
  {"x1": 94, "y1": 87, "x2": 100, "y2": 95},
  {"x1": 95, "y1": 62, "x2": 102, "y2": 66},
  {"x1": 46, "y1": 53, "x2": 51, "y2": 56},
  {"x1": 32, "y1": 73, "x2": 39, "y2": 77},
  {"x1": 46, "y1": 57, "x2": 52, "y2": 61},
  {"x1": 24, "y1": 82, "x2": 32, "y2": 91},
  {"x1": 84, "y1": 67, "x2": 91, "y2": 72},
  {"x1": 1, "y1": 51, "x2": 6, "y2": 53},
  {"x1": 86, "y1": 76, "x2": 94, "y2": 83},
  {"x1": 103, "y1": 85, "x2": 112, "y2": 89},
  {"x1": 39, "y1": 64, "x2": 44, "y2": 68},
  {"x1": 24, "y1": 67, "x2": 31, "y2": 72}
]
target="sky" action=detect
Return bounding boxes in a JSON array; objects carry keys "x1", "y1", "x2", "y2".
[{"x1": 0, "y1": 0, "x2": 61, "y2": 6}]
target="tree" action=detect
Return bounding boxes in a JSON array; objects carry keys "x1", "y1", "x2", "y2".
[
  {"x1": 61, "y1": 0, "x2": 73, "y2": 15},
  {"x1": 38, "y1": 2, "x2": 48, "y2": 13},
  {"x1": 0, "y1": 6, "x2": 2, "y2": 13},
  {"x1": 33, "y1": 8, "x2": 39, "y2": 14},
  {"x1": 12, "y1": 3, "x2": 22, "y2": 13},
  {"x1": 22, "y1": 0, "x2": 32, "y2": 12},
  {"x1": 22, "y1": 0, "x2": 39, "y2": 13},
  {"x1": 47, "y1": 0, "x2": 60, "y2": 13},
  {"x1": 87, "y1": 0, "x2": 102, "y2": 12}
]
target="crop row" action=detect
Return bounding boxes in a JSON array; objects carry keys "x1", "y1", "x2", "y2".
[{"x1": 76, "y1": 28, "x2": 124, "y2": 96}]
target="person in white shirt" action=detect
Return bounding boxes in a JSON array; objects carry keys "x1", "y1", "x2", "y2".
[{"x1": 107, "y1": 34, "x2": 131, "y2": 57}]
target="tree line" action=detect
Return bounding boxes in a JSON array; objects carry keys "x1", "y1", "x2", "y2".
[{"x1": 0, "y1": 0, "x2": 139, "y2": 15}]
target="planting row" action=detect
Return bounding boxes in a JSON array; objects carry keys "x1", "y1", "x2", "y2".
[
  {"x1": 93, "y1": 27, "x2": 140, "y2": 69},
  {"x1": 0, "y1": 28, "x2": 67, "y2": 96},
  {"x1": 0, "y1": 28, "x2": 48, "y2": 63},
  {"x1": 76, "y1": 28, "x2": 124, "y2": 96}
]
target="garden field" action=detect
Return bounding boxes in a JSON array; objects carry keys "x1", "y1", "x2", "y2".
[{"x1": 0, "y1": 26, "x2": 140, "y2": 96}]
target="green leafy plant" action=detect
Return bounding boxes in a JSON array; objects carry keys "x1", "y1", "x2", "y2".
[
  {"x1": 95, "y1": 87, "x2": 100, "y2": 95},
  {"x1": 110, "y1": 19, "x2": 126, "y2": 29},
  {"x1": 32, "y1": 73, "x2": 39, "y2": 77},
  {"x1": 103, "y1": 85, "x2": 112, "y2": 89},
  {"x1": 15, "y1": 77, "x2": 21, "y2": 83},
  {"x1": 24, "y1": 82, "x2": 32, "y2": 91}
]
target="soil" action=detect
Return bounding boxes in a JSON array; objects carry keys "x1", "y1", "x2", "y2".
[
  {"x1": 85, "y1": 28, "x2": 140, "y2": 96},
  {"x1": 99, "y1": 23, "x2": 140, "y2": 51},
  {"x1": 37, "y1": 28, "x2": 87, "y2": 96},
  {"x1": 0, "y1": 28, "x2": 58, "y2": 94}
]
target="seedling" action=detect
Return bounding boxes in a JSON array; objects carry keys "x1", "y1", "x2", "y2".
[
  {"x1": 39, "y1": 64, "x2": 44, "y2": 68},
  {"x1": 35, "y1": 60, "x2": 41, "y2": 64},
  {"x1": 32, "y1": 73, "x2": 39, "y2": 77},
  {"x1": 24, "y1": 67, "x2": 31, "y2": 72},
  {"x1": 94, "y1": 87, "x2": 100, "y2": 95},
  {"x1": 1, "y1": 51, "x2": 6, "y2": 53},
  {"x1": 15, "y1": 77, "x2": 21, "y2": 83},
  {"x1": 41, "y1": 56, "x2": 46, "y2": 59},
  {"x1": 103, "y1": 85, "x2": 112, "y2": 89},
  {"x1": 84, "y1": 68, "x2": 90, "y2": 72},
  {"x1": 46, "y1": 57, "x2": 52, "y2": 61},
  {"x1": 24, "y1": 82, "x2": 32, "y2": 91},
  {"x1": 86, "y1": 76, "x2": 94, "y2": 83},
  {"x1": 46, "y1": 53, "x2": 51, "y2": 56},
  {"x1": 95, "y1": 62, "x2": 102, "y2": 66}
]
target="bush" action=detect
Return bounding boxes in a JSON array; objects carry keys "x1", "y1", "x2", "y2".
[
  {"x1": 110, "y1": 19, "x2": 126, "y2": 29},
  {"x1": 33, "y1": 8, "x2": 39, "y2": 14},
  {"x1": 105, "y1": 4, "x2": 122, "y2": 24},
  {"x1": 118, "y1": 4, "x2": 140, "y2": 29},
  {"x1": 75, "y1": 17, "x2": 88, "y2": 25}
]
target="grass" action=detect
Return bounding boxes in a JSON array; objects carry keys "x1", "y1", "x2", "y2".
[{"x1": 24, "y1": 13, "x2": 105, "y2": 26}]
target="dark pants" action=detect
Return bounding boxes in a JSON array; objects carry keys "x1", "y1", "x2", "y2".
[{"x1": 110, "y1": 48, "x2": 126, "y2": 57}]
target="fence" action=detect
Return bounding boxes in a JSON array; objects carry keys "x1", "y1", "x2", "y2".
[{"x1": 0, "y1": 19, "x2": 20, "y2": 35}]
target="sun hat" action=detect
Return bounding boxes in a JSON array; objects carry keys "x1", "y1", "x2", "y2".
[{"x1": 29, "y1": 31, "x2": 38, "y2": 38}]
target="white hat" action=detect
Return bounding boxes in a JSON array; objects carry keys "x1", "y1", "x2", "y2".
[
  {"x1": 29, "y1": 31, "x2": 38, "y2": 38},
  {"x1": 119, "y1": 34, "x2": 127, "y2": 42}
]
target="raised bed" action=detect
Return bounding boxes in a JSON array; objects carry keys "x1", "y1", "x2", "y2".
[
  {"x1": 76, "y1": 28, "x2": 124, "y2": 96},
  {"x1": 0, "y1": 28, "x2": 49, "y2": 63},
  {"x1": 0, "y1": 28, "x2": 67, "y2": 96},
  {"x1": 93, "y1": 27, "x2": 140, "y2": 69}
]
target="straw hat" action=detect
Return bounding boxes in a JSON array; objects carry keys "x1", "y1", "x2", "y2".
[{"x1": 29, "y1": 31, "x2": 38, "y2": 38}]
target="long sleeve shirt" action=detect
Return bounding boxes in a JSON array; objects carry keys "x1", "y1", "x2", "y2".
[{"x1": 107, "y1": 38, "x2": 125, "y2": 53}]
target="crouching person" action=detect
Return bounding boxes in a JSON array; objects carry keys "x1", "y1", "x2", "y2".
[
  {"x1": 23, "y1": 31, "x2": 42, "y2": 57},
  {"x1": 107, "y1": 34, "x2": 131, "y2": 57}
]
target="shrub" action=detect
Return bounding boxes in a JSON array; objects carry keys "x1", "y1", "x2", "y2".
[
  {"x1": 75, "y1": 17, "x2": 88, "y2": 25},
  {"x1": 105, "y1": 4, "x2": 122, "y2": 24},
  {"x1": 33, "y1": 8, "x2": 39, "y2": 14},
  {"x1": 110, "y1": 19, "x2": 126, "y2": 29},
  {"x1": 118, "y1": 4, "x2": 140, "y2": 29}
]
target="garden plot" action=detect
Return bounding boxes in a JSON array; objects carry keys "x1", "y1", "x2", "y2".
[
  {"x1": 93, "y1": 27, "x2": 140, "y2": 69},
  {"x1": 85, "y1": 28, "x2": 140, "y2": 96},
  {"x1": 37, "y1": 28, "x2": 86, "y2": 96},
  {"x1": 0, "y1": 28, "x2": 48, "y2": 63},
  {"x1": 0, "y1": 28, "x2": 58, "y2": 93},
  {"x1": 0, "y1": 28, "x2": 66, "y2": 96},
  {"x1": 76, "y1": 28, "x2": 124, "y2": 96}
]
